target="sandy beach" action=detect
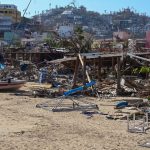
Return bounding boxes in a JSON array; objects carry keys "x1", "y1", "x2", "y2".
[{"x1": 0, "y1": 83, "x2": 149, "y2": 150}]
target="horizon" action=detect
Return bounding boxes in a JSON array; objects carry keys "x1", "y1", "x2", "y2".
[{"x1": 0, "y1": 0, "x2": 149, "y2": 17}]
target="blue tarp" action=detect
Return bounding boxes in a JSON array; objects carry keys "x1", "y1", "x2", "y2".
[
  {"x1": 20, "y1": 64, "x2": 28, "y2": 71},
  {"x1": 0, "y1": 64, "x2": 5, "y2": 70},
  {"x1": 115, "y1": 101, "x2": 128, "y2": 109},
  {"x1": 63, "y1": 81, "x2": 96, "y2": 96}
]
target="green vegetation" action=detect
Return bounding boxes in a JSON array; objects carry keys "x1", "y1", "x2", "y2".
[
  {"x1": 44, "y1": 27, "x2": 93, "y2": 53},
  {"x1": 133, "y1": 66, "x2": 150, "y2": 74}
]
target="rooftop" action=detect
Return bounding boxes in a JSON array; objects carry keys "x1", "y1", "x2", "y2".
[{"x1": 0, "y1": 4, "x2": 17, "y2": 10}]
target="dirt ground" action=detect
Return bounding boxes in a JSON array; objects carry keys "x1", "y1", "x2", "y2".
[{"x1": 0, "y1": 83, "x2": 149, "y2": 150}]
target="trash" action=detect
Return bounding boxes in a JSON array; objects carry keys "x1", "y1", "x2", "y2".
[
  {"x1": 20, "y1": 63, "x2": 28, "y2": 71},
  {"x1": 106, "y1": 115, "x2": 114, "y2": 120},
  {"x1": 0, "y1": 63, "x2": 5, "y2": 70},
  {"x1": 127, "y1": 113, "x2": 149, "y2": 133},
  {"x1": 115, "y1": 101, "x2": 128, "y2": 109},
  {"x1": 29, "y1": 83, "x2": 57, "y2": 98},
  {"x1": 139, "y1": 141, "x2": 150, "y2": 148},
  {"x1": 81, "y1": 110, "x2": 100, "y2": 117},
  {"x1": 39, "y1": 68, "x2": 48, "y2": 83}
]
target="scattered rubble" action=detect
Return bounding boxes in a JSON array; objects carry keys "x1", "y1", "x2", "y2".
[{"x1": 0, "y1": 39, "x2": 150, "y2": 140}]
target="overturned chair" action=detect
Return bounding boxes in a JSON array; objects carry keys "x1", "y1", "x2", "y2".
[
  {"x1": 36, "y1": 81, "x2": 99, "y2": 112},
  {"x1": 52, "y1": 81, "x2": 99, "y2": 112},
  {"x1": 127, "y1": 113, "x2": 149, "y2": 133}
]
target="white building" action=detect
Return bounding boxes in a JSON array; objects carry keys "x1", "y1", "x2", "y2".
[
  {"x1": 0, "y1": 4, "x2": 21, "y2": 33},
  {"x1": 0, "y1": 4, "x2": 17, "y2": 9},
  {"x1": 62, "y1": 10, "x2": 73, "y2": 15},
  {"x1": 21, "y1": 38, "x2": 35, "y2": 46},
  {"x1": 82, "y1": 26, "x2": 89, "y2": 30},
  {"x1": 32, "y1": 32, "x2": 48, "y2": 42},
  {"x1": 57, "y1": 25, "x2": 74, "y2": 38},
  {"x1": 0, "y1": 4, "x2": 21, "y2": 23},
  {"x1": 0, "y1": 16, "x2": 12, "y2": 31}
]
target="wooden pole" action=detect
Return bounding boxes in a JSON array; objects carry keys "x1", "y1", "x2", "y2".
[
  {"x1": 16, "y1": 53, "x2": 18, "y2": 60},
  {"x1": 117, "y1": 56, "x2": 121, "y2": 95},
  {"x1": 94, "y1": 58, "x2": 97, "y2": 78},
  {"x1": 98, "y1": 56, "x2": 102, "y2": 81},
  {"x1": 78, "y1": 54, "x2": 100, "y2": 99},
  {"x1": 83, "y1": 56, "x2": 86, "y2": 86},
  {"x1": 78, "y1": 54, "x2": 91, "y2": 82},
  {"x1": 127, "y1": 53, "x2": 150, "y2": 62},
  {"x1": 23, "y1": 53, "x2": 25, "y2": 61},
  {"x1": 146, "y1": 62, "x2": 149, "y2": 79},
  {"x1": 29, "y1": 53, "x2": 32, "y2": 62},
  {"x1": 112, "y1": 57, "x2": 115, "y2": 72},
  {"x1": 72, "y1": 56, "x2": 79, "y2": 88}
]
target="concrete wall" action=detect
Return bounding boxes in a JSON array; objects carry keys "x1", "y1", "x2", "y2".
[{"x1": 113, "y1": 31, "x2": 130, "y2": 41}]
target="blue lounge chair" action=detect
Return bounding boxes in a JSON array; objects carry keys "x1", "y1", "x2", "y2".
[{"x1": 52, "y1": 81, "x2": 99, "y2": 111}]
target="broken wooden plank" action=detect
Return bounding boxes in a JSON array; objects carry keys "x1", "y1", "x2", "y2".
[
  {"x1": 78, "y1": 54, "x2": 91, "y2": 82},
  {"x1": 127, "y1": 53, "x2": 150, "y2": 63}
]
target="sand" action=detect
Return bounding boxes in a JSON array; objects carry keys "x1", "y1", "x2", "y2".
[{"x1": 0, "y1": 84, "x2": 149, "y2": 150}]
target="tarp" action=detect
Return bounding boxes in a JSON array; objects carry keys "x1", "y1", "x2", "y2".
[
  {"x1": 63, "y1": 81, "x2": 96, "y2": 96},
  {"x1": 0, "y1": 63, "x2": 5, "y2": 70}
]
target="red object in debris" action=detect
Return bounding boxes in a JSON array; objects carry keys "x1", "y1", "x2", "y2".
[
  {"x1": 146, "y1": 31, "x2": 150, "y2": 48},
  {"x1": 0, "y1": 79, "x2": 26, "y2": 90}
]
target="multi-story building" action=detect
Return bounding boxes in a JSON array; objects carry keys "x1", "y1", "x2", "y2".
[
  {"x1": 0, "y1": 16, "x2": 12, "y2": 32},
  {"x1": 0, "y1": 4, "x2": 21, "y2": 38},
  {"x1": 57, "y1": 25, "x2": 74, "y2": 38},
  {"x1": 0, "y1": 4, "x2": 21, "y2": 23},
  {"x1": 145, "y1": 23, "x2": 150, "y2": 31}
]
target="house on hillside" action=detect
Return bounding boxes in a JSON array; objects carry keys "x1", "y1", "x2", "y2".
[{"x1": 57, "y1": 25, "x2": 74, "y2": 38}]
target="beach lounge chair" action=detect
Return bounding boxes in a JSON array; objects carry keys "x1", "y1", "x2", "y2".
[{"x1": 52, "y1": 80, "x2": 99, "y2": 112}]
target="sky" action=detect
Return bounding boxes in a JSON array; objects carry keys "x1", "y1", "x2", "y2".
[{"x1": 0, "y1": 0, "x2": 149, "y2": 17}]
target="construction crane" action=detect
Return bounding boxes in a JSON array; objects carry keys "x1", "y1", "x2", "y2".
[
  {"x1": 22, "y1": 0, "x2": 32, "y2": 17},
  {"x1": 15, "y1": 0, "x2": 32, "y2": 31}
]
